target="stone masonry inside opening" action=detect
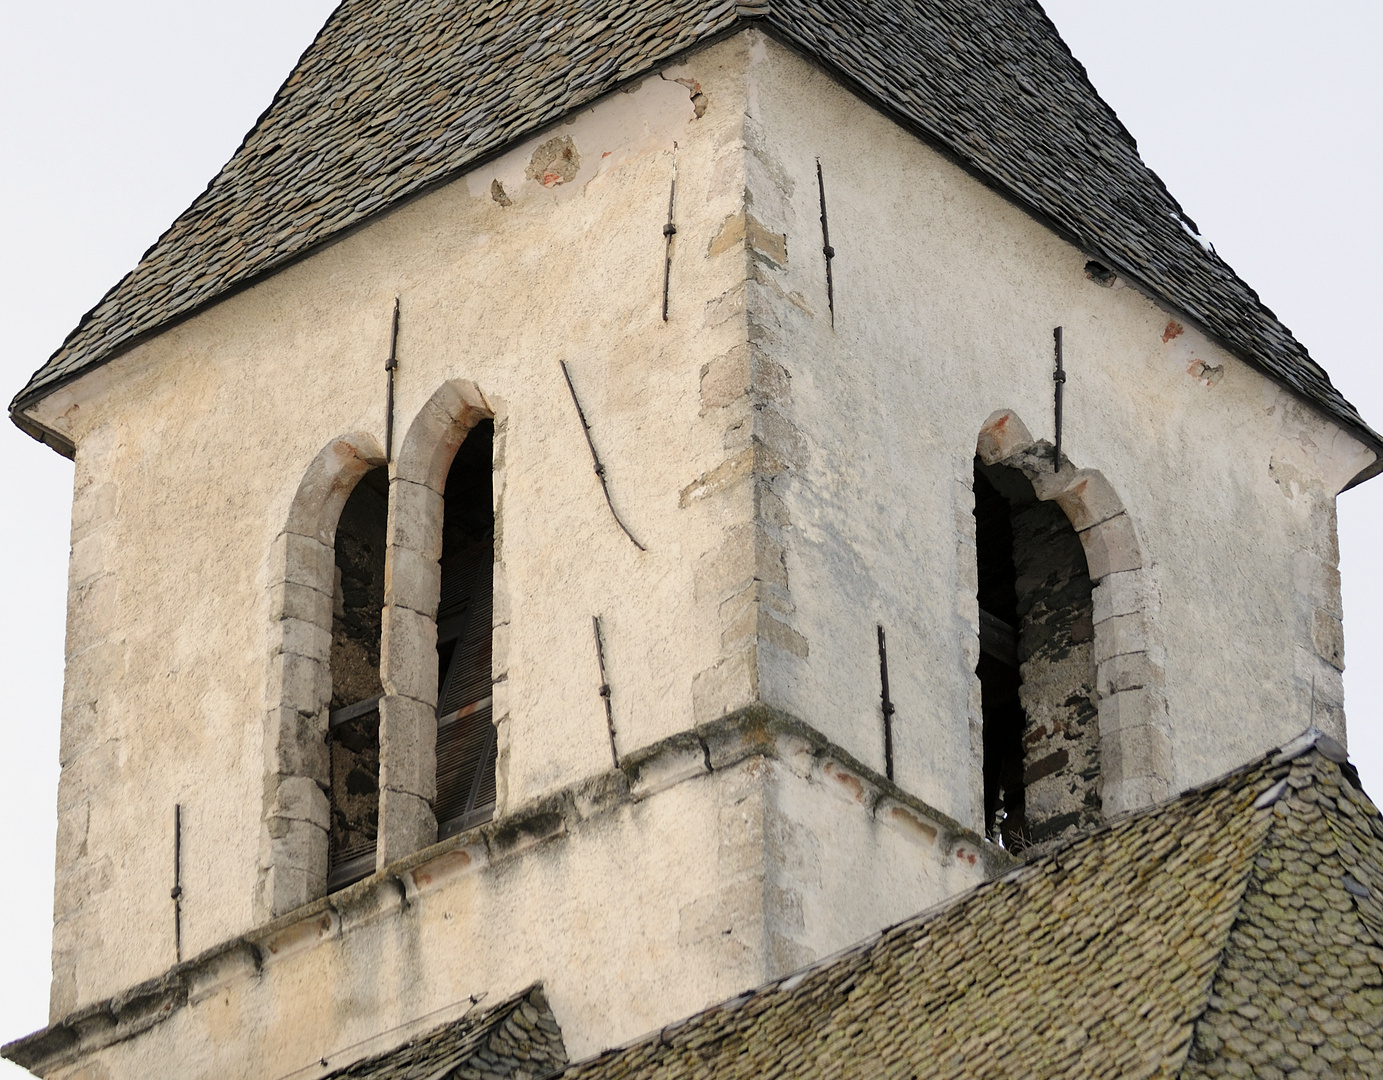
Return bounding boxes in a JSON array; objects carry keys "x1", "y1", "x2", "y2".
[
  {"x1": 327, "y1": 465, "x2": 388, "y2": 890},
  {"x1": 435, "y1": 419, "x2": 497, "y2": 839},
  {"x1": 974, "y1": 458, "x2": 1099, "y2": 854}
]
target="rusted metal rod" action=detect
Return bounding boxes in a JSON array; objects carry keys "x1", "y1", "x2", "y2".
[
  {"x1": 384, "y1": 296, "x2": 401, "y2": 463},
  {"x1": 662, "y1": 147, "x2": 679, "y2": 322},
  {"x1": 592, "y1": 615, "x2": 619, "y2": 769},
  {"x1": 877, "y1": 625, "x2": 896, "y2": 782},
  {"x1": 559, "y1": 360, "x2": 646, "y2": 551},
  {"x1": 817, "y1": 159, "x2": 836, "y2": 327},
  {"x1": 1053, "y1": 325, "x2": 1065, "y2": 464},
  {"x1": 171, "y1": 804, "x2": 183, "y2": 963}
]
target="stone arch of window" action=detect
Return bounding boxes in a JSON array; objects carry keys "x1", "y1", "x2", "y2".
[
  {"x1": 258, "y1": 431, "x2": 386, "y2": 921},
  {"x1": 972, "y1": 409, "x2": 1172, "y2": 834},
  {"x1": 378, "y1": 379, "x2": 499, "y2": 868}
]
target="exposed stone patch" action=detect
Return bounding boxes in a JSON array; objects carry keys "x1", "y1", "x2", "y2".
[
  {"x1": 749, "y1": 261, "x2": 813, "y2": 315},
  {"x1": 680, "y1": 447, "x2": 757, "y2": 506},
  {"x1": 1269, "y1": 456, "x2": 1304, "y2": 499},
  {"x1": 707, "y1": 211, "x2": 787, "y2": 267},
  {"x1": 661, "y1": 73, "x2": 707, "y2": 118},
  {"x1": 1187, "y1": 359, "x2": 1224, "y2": 387},
  {"x1": 703, "y1": 284, "x2": 748, "y2": 329},
  {"x1": 699, "y1": 344, "x2": 790, "y2": 414},
  {"x1": 525, "y1": 135, "x2": 580, "y2": 188}
]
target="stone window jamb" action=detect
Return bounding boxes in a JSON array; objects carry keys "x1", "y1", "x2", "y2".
[
  {"x1": 258, "y1": 432, "x2": 386, "y2": 921},
  {"x1": 972, "y1": 409, "x2": 1172, "y2": 819},
  {"x1": 377, "y1": 379, "x2": 498, "y2": 868}
]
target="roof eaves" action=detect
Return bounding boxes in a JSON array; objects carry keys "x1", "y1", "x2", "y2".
[
  {"x1": 7, "y1": 0, "x2": 360, "y2": 429},
  {"x1": 7, "y1": 11, "x2": 761, "y2": 432},
  {"x1": 11, "y1": 3, "x2": 1381, "y2": 488}
]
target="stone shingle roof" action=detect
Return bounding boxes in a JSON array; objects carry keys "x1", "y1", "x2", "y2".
[
  {"x1": 553, "y1": 732, "x2": 1383, "y2": 1079},
  {"x1": 325, "y1": 985, "x2": 567, "y2": 1080},
  {"x1": 10, "y1": 0, "x2": 1379, "y2": 461}
]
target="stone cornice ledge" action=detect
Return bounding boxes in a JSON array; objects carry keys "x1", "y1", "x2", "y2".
[{"x1": 4, "y1": 705, "x2": 1011, "y2": 1075}]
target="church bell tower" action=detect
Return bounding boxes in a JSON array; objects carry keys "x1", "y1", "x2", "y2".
[{"x1": 6, "y1": 3, "x2": 1377, "y2": 1077}]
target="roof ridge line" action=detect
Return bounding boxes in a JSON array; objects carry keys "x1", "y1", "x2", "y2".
[
  {"x1": 542, "y1": 742, "x2": 1310, "y2": 1077},
  {"x1": 1168, "y1": 767, "x2": 1300, "y2": 1079},
  {"x1": 1271, "y1": 725, "x2": 1348, "y2": 766}
]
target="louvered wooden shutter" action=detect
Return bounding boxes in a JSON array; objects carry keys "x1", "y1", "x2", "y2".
[
  {"x1": 326, "y1": 696, "x2": 380, "y2": 890},
  {"x1": 434, "y1": 541, "x2": 496, "y2": 838}
]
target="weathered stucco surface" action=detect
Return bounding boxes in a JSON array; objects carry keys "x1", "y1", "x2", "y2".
[
  {"x1": 731, "y1": 34, "x2": 1367, "y2": 807},
  {"x1": 14, "y1": 28, "x2": 1372, "y2": 1080},
  {"x1": 17, "y1": 713, "x2": 999, "y2": 1079}
]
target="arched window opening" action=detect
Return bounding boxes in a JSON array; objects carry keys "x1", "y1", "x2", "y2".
[
  {"x1": 435, "y1": 419, "x2": 497, "y2": 840},
  {"x1": 327, "y1": 465, "x2": 388, "y2": 890},
  {"x1": 974, "y1": 458, "x2": 1099, "y2": 855}
]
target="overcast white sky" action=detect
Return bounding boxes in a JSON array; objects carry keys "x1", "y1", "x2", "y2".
[{"x1": 1, "y1": 2, "x2": 1379, "y2": 1069}]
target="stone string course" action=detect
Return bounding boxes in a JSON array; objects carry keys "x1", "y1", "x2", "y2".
[
  {"x1": 3, "y1": 706, "x2": 1006, "y2": 1076},
  {"x1": 15, "y1": 727, "x2": 1379, "y2": 1078},
  {"x1": 12, "y1": 0, "x2": 1379, "y2": 466}
]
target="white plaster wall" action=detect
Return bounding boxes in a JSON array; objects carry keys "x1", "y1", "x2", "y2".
[
  {"x1": 48, "y1": 773, "x2": 751, "y2": 1080},
  {"x1": 30, "y1": 38, "x2": 758, "y2": 1017},
  {"x1": 736, "y1": 35, "x2": 1369, "y2": 821},
  {"x1": 37, "y1": 757, "x2": 990, "y2": 1080}
]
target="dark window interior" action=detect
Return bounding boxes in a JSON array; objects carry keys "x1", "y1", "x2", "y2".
[
  {"x1": 435, "y1": 420, "x2": 497, "y2": 840},
  {"x1": 327, "y1": 465, "x2": 387, "y2": 890},
  {"x1": 974, "y1": 462, "x2": 1026, "y2": 849},
  {"x1": 974, "y1": 456, "x2": 1100, "y2": 855}
]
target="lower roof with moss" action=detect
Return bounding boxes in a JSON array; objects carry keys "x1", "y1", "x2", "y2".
[{"x1": 554, "y1": 730, "x2": 1383, "y2": 1079}]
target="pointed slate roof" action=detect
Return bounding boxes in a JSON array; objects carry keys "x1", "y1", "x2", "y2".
[
  {"x1": 11, "y1": 0, "x2": 1379, "y2": 468},
  {"x1": 323, "y1": 985, "x2": 567, "y2": 1080},
  {"x1": 554, "y1": 732, "x2": 1383, "y2": 1079}
]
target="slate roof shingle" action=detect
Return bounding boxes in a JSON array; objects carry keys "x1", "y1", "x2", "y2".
[
  {"x1": 324, "y1": 985, "x2": 567, "y2": 1080},
  {"x1": 550, "y1": 734, "x2": 1383, "y2": 1079},
  {"x1": 11, "y1": 0, "x2": 1379, "y2": 466}
]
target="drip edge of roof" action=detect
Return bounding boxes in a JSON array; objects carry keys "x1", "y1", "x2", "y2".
[{"x1": 9, "y1": 18, "x2": 1381, "y2": 490}]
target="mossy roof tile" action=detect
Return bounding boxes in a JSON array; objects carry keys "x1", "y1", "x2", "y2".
[{"x1": 553, "y1": 738, "x2": 1383, "y2": 1080}]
